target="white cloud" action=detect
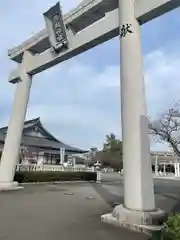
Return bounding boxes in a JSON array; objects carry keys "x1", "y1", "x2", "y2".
[
  {"x1": 0, "y1": 0, "x2": 180, "y2": 150},
  {"x1": 24, "y1": 47, "x2": 180, "y2": 149},
  {"x1": 145, "y1": 50, "x2": 180, "y2": 118},
  {"x1": 1, "y1": 45, "x2": 180, "y2": 149},
  {"x1": 0, "y1": 0, "x2": 82, "y2": 50},
  {"x1": 26, "y1": 59, "x2": 120, "y2": 148}
]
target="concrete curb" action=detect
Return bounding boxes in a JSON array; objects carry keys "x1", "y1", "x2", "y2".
[
  {"x1": 20, "y1": 180, "x2": 97, "y2": 185},
  {"x1": 154, "y1": 177, "x2": 180, "y2": 181}
]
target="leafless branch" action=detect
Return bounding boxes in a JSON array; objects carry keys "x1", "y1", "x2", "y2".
[{"x1": 148, "y1": 105, "x2": 180, "y2": 157}]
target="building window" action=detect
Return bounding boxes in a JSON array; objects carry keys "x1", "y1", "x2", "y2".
[{"x1": 56, "y1": 158, "x2": 60, "y2": 165}]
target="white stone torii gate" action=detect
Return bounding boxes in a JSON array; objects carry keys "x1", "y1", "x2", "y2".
[{"x1": 0, "y1": 0, "x2": 179, "y2": 232}]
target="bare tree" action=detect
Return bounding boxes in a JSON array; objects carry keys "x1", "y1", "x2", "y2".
[{"x1": 148, "y1": 106, "x2": 180, "y2": 157}]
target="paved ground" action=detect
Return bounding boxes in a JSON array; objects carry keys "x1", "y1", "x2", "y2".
[
  {"x1": 1, "y1": 173, "x2": 180, "y2": 240},
  {"x1": 0, "y1": 181, "x2": 147, "y2": 240},
  {"x1": 101, "y1": 172, "x2": 180, "y2": 214}
]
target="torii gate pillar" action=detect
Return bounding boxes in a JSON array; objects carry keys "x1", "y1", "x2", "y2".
[
  {"x1": 101, "y1": 0, "x2": 166, "y2": 233},
  {"x1": 0, "y1": 0, "x2": 177, "y2": 232},
  {"x1": 0, "y1": 51, "x2": 33, "y2": 190}
]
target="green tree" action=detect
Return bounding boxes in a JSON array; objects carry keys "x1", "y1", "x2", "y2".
[
  {"x1": 103, "y1": 133, "x2": 123, "y2": 152},
  {"x1": 96, "y1": 133, "x2": 123, "y2": 170}
]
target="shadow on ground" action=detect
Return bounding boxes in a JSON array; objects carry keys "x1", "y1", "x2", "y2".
[
  {"x1": 91, "y1": 176, "x2": 180, "y2": 240},
  {"x1": 154, "y1": 184, "x2": 180, "y2": 215},
  {"x1": 91, "y1": 183, "x2": 124, "y2": 208},
  {"x1": 98, "y1": 174, "x2": 180, "y2": 216}
]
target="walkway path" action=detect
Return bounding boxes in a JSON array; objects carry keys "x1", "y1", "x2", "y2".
[{"x1": 0, "y1": 182, "x2": 147, "y2": 240}]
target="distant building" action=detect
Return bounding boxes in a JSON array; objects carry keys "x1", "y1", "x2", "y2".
[
  {"x1": 0, "y1": 117, "x2": 87, "y2": 165},
  {"x1": 151, "y1": 151, "x2": 179, "y2": 165},
  {"x1": 151, "y1": 151, "x2": 180, "y2": 176}
]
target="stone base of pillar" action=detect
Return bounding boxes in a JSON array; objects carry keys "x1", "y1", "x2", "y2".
[
  {"x1": 0, "y1": 181, "x2": 23, "y2": 191},
  {"x1": 101, "y1": 204, "x2": 167, "y2": 236}
]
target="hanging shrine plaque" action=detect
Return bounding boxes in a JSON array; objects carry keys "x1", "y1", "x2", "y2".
[{"x1": 43, "y1": 2, "x2": 68, "y2": 53}]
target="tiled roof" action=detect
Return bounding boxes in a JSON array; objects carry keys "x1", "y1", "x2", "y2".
[
  {"x1": 0, "y1": 117, "x2": 60, "y2": 142},
  {"x1": 0, "y1": 118, "x2": 87, "y2": 153},
  {"x1": 21, "y1": 135, "x2": 86, "y2": 153},
  {"x1": 0, "y1": 133, "x2": 4, "y2": 142},
  {"x1": 0, "y1": 117, "x2": 40, "y2": 133}
]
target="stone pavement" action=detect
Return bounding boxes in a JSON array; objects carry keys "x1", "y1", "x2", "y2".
[
  {"x1": 0, "y1": 182, "x2": 148, "y2": 240},
  {"x1": 100, "y1": 172, "x2": 180, "y2": 214}
]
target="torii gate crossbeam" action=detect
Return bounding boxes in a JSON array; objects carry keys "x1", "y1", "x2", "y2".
[
  {"x1": 0, "y1": 0, "x2": 179, "y2": 234},
  {"x1": 9, "y1": 0, "x2": 180, "y2": 83}
]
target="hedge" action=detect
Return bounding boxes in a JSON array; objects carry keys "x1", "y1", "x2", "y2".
[{"x1": 14, "y1": 171, "x2": 97, "y2": 183}]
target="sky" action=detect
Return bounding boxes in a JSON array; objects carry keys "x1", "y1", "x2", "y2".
[{"x1": 0, "y1": 1, "x2": 180, "y2": 151}]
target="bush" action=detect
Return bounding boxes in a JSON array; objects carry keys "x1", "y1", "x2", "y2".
[
  {"x1": 161, "y1": 214, "x2": 180, "y2": 240},
  {"x1": 14, "y1": 171, "x2": 97, "y2": 183}
]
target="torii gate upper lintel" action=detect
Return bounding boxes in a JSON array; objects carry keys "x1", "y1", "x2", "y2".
[
  {"x1": 9, "y1": 0, "x2": 180, "y2": 83},
  {"x1": 0, "y1": 0, "x2": 179, "y2": 232}
]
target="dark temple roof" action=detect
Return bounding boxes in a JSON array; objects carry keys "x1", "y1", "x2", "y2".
[
  {"x1": 0, "y1": 117, "x2": 87, "y2": 153},
  {"x1": 0, "y1": 117, "x2": 59, "y2": 142}
]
